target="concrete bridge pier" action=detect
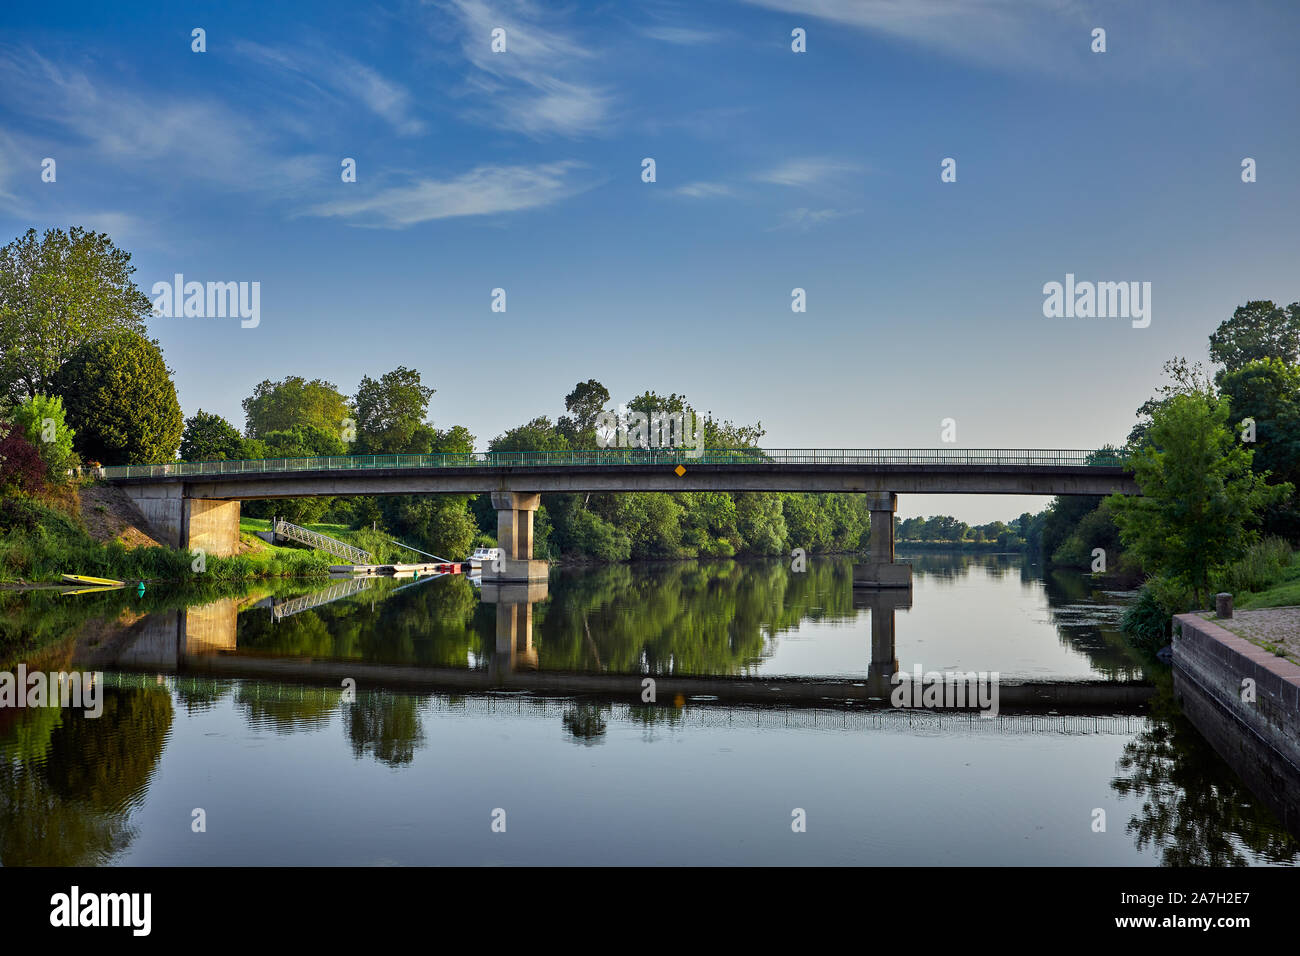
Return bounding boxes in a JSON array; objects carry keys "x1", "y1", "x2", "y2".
[
  {"x1": 482, "y1": 581, "x2": 549, "y2": 678},
  {"x1": 483, "y1": 492, "x2": 549, "y2": 583},
  {"x1": 853, "y1": 492, "x2": 912, "y2": 588},
  {"x1": 856, "y1": 586, "x2": 912, "y2": 697}
]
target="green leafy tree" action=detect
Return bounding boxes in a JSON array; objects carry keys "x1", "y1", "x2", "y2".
[
  {"x1": 1208, "y1": 300, "x2": 1300, "y2": 374},
  {"x1": 381, "y1": 495, "x2": 477, "y2": 557},
  {"x1": 9, "y1": 394, "x2": 78, "y2": 480},
  {"x1": 240, "y1": 424, "x2": 347, "y2": 524},
  {"x1": 373, "y1": 422, "x2": 479, "y2": 548},
  {"x1": 1219, "y1": 358, "x2": 1300, "y2": 483},
  {"x1": 259, "y1": 424, "x2": 346, "y2": 458},
  {"x1": 489, "y1": 417, "x2": 570, "y2": 453},
  {"x1": 782, "y1": 494, "x2": 833, "y2": 552},
  {"x1": 703, "y1": 412, "x2": 765, "y2": 448},
  {"x1": 430, "y1": 424, "x2": 475, "y2": 457},
  {"x1": 1107, "y1": 391, "x2": 1291, "y2": 606},
  {"x1": 51, "y1": 331, "x2": 182, "y2": 465},
  {"x1": 626, "y1": 390, "x2": 688, "y2": 417},
  {"x1": 0, "y1": 227, "x2": 152, "y2": 403},
  {"x1": 352, "y1": 366, "x2": 435, "y2": 454},
  {"x1": 1127, "y1": 358, "x2": 1216, "y2": 449},
  {"x1": 559, "y1": 379, "x2": 610, "y2": 442},
  {"x1": 242, "y1": 376, "x2": 352, "y2": 440},
  {"x1": 735, "y1": 493, "x2": 787, "y2": 555},
  {"x1": 179, "y1": 410, "x2": 244, "y2": 461},
  {"x1": 1219, "y1": 357, "x2": 1300, "y2": 537}
]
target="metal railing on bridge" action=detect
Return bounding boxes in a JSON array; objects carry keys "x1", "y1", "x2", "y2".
[
  {"x1": 95, "y1": 447, "x2": 1131, "y2": 480},
  {"x1": 272, "y1": 518, "x2": 373, "y2": 565}
]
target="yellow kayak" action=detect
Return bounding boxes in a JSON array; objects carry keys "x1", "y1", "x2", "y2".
[
  {"x1": 60, "y1": 584, "x2": 125, "y2": 595},
  {"x1": 62, "y1": 573, "x2": 125, "y2": 586}
]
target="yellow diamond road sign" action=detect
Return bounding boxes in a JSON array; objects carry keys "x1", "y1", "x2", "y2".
[{"x1": 674, "y1": 465, "x2": 686, "y2": 477}]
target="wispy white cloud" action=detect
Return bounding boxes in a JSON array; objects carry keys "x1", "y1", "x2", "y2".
[
  {"x1": 768, "y1": 206, "x2": 857, "y2": 231},
  {"x1": 235, "y1": 41, "x2": 426, "y2": 135},
  {"x1": 667, "y1": 158, "x2": 859, "y2": 200},
  {"x1": 436, "y1": 0, "x2": 614, "y2": 137},
  {"x1": 739, "y1": 0, "x2": 1084, "y2": 70},
  {"x1": 0, "y1": 47, "x2": 323, "y2": 193},
  {"x1": 672, "y1": 181, "x2": 736, "y2": 199},
  {"x1": 752, "y1": 157, "x2": 860, "y2": 187},
  {"x1": 638, "y1": 24, "x2": 724, "y2": 45},
  {"x1": 304, "y1": 160, "x2": 592, "y2": 228}
]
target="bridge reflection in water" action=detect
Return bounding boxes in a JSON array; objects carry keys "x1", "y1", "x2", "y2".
[{"x1": 70, "y1": 573, "x2": 1152, "y2": 716}]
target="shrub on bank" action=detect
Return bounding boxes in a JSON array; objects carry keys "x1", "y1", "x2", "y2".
[
  {"x1": 1214, "y1": 536, "x2": 1293, "y2": 594},
  {"x1": 1121, "y1": 585, "x2": 1175, "y2": 652}
]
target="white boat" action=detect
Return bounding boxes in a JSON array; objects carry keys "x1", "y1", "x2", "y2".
[{"x1": 462, "y1": 547, "x2": 502, "y2": 568}]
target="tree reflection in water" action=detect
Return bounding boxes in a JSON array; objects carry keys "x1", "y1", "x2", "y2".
[
  {"x1": 0, "y1": 686, "x2": 172, "y2": 865},
  {"x1": 1111, "y1": 680, "x2": 1300, "y2": 866},
  {"x1": 345, "y1": 691, "x2": 424, "y2": 766}
]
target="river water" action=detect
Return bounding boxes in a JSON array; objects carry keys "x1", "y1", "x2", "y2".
[{"x1": 1, "y1": 552, "x2": 1296, "y2": 866}]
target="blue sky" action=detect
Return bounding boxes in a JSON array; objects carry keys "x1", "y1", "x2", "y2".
[{"x1": 1, "y1": 0, "x2": 1297, "y2": 521}]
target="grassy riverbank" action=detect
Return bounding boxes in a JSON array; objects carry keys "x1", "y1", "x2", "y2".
[
  {"x1": 0, "y1": 496, "x2": 335, "y2": 584},
  {"x1": 237, "y1": 516, "x2": 411, "y2": 565},
  {"x1": 1235, "y1": 549, "x2": 1300, "y2": 610}
]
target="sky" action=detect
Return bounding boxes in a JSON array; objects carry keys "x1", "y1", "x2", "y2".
[{"x1": 1, "y1": 0, "x2": 1297, "y2": 521}]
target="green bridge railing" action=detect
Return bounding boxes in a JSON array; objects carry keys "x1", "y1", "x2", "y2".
[{"x1": 95, "y1": 448, "x2": 1130, "y2": 480}]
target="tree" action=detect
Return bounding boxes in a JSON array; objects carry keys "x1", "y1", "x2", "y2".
[
  {"x1": 562, "y1": 379, "x2": 610, "y2": 435},
  {"x1": 735, "y1": 493, "x2": 787, "y2": 555},
  {"x1": 1040, "y1": 495, "x2": 1103, "y2": 560},
  {"x1": 1128, "y1": 357, "x2": 1216, "y2": 449},
  {"x1": 430, "y1": 424, "x2": 475, "y2": 457},
  {"x1": 489, "y1": 417, "x2": 570, "y2": 453},
  {"x1": 1219, "y1": 358, "x2": 1300, "y2": 483},
  {"x1": 1107, "y1": 391, "x2": 1291, "y2": 606},
  {"x1": 180, "y1": 410, "x2": 244, "y2": 461},
  {"x1": 381, "y1": 495, "x2": 477, "y2": 557},
  {"x1": 782, "y1": 494, "x2": 833, "y2": 552},
  {"x1": 626, "y1": 390, "x2": 688, "y2": 417},
  {"x1": 703, "y1": 412, "x2": 764, "y2": 448},
  {"x1": 9, "y1": 394, "x2": 77, "y2": 480},
  {"x1": 52, "y1": 332, "x2": 183, "y2": 465},
  {"x1": 1219, "y1": 357, "x2": 1300, "y2": 537},
  {"x1": 242, "y1": 376, "x2": 352, "y2": 440},
  {"x1": 1208, "y1": 300, "x2": 1300, "y2": 374},
  {"x1": 352, "y1": 366, "x2": 436, "y2": 455},
  {"x1": 0, "y1": 227, "x2": 152, "y2": 403},
  {"x1": 239, "y1": 424, "x2": 347, "y2": 524},
  {"x1": 259, "y1": 424, "x2": 346, "y2": 458}
]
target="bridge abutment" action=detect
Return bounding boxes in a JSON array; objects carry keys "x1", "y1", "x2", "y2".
[
  {"x1": 120, "y1": 483, "x2": 241, "y2": 557},
  {"x1": 484, "y1": 491, "x2": 549, "y2": 583},
  {"x1": 853, "y1": 492, "x2": 912, "y2": 588}
]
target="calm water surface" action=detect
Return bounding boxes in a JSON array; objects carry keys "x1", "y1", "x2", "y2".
[{"x1": 1, "y1": 552, "x2": 1296, "y2": 866}]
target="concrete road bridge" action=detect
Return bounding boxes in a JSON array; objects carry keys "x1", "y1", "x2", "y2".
[{"x1": 98, "y1": 448, "x2": 1137, "y2": 585}]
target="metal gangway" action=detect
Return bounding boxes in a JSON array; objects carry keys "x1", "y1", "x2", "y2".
[
  {"x1": 271, "y1": 575, "x2": 376, "y2": 622},
  {"x1": 272, "y1": 517, "x2": 373, "y2": 564}
]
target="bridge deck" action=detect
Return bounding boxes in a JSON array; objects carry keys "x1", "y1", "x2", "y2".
[
  {"x1": 100, "y1": 449, "x2": 1138, "y2": 497},
  {"x1": 99, "y1": 447, "x2": 1129, "y2": 479}
]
